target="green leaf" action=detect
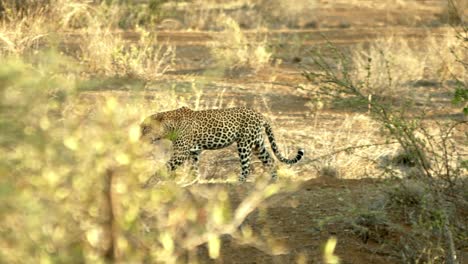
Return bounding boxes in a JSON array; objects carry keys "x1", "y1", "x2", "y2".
[{"x1": 452, "y1": 86, "x2": 467, "y2": 105}]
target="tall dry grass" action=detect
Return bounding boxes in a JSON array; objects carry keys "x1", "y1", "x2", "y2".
[
  {"x1": 78, "y1": 23, "x2": 175, "y2": 79},
  {"x1": 256, "y1": 0, "x2": 318, "y2": 28},
  {"x1": 0, "y1": 0, "x2": 93, "y2": 57},
  {"x1": 307, "y1": 113, "x2": 396, "y2": 179},
  {"x1": 351, "y1": 28, "x2": 467, "y2": 98},
  {"x1": 0, "y1": 8, "x2": 50, "y2": 56},
  {"x1": 210, "y1": 14, "x2": 271, "y2": 74},
  {"x1": 0, "y1": 0, "x2": 176, "y2": 80}
]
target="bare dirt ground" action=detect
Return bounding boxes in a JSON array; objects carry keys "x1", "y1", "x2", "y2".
[
  {"x1": 192, "y1": 178, "x2": 395, "y2": 264},
  {"x1": 89, "y1": 1, "x2": 466, "y2": 263}
]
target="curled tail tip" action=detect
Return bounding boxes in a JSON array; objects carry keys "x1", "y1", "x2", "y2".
[
  {"x1": 296, "y1": 148, "x2": 305, "y2": 162},
  {"x1": 298, "y1": 148, "x2": 305, "y2": 158}
]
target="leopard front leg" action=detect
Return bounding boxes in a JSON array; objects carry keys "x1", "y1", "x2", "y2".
[
  {"x1": 166, "y1": 150, "x2": 190, "y2": 171},
  {"x1": 190, "y1": 146, "x2": 202, "y2": 180},
  {"x1": 142, "y1": 148, "x2": 190, "y2": 188}
]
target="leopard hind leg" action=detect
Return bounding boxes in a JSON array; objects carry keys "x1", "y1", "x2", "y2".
[
  {"x1": 237, "y1": 140, "x2": 253, "y2": 182},
  {"x1": 255, "y1": 139, "x2": 277, "y2": 181}
]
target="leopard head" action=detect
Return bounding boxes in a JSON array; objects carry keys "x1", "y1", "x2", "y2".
[{"x1": 140, "y1": 114, "x2": 167, "y2": 144}]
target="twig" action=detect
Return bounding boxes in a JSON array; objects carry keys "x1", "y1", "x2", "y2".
[
  {"x1": 182, "y1": 180, "x2": 272, "y2": 250},
  {"x1": 307, "y1": 141, "x2": 399, "y2": 163},
  {"x1": 104, "y1": 168, "x2": 117, "y2": 261}
]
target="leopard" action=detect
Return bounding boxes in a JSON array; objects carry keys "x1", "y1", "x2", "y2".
[{"x1": 140, "y1": 106, "x2": 304, "y2": 185}]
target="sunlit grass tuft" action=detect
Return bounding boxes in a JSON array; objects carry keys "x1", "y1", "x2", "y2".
[
  {"x1": 0, "y1": 10, "x2": 49, "y2": 56},
  {"x1": 210, "y1": 14, "x2": 271, "y2": 75},
  {"x1": 78, "y1": 20, "x2": 175, "y2": 79}
]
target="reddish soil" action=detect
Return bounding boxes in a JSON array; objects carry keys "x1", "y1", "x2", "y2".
[{"x1": 191, "y1": 178, "x2": 398, "y2": 263}]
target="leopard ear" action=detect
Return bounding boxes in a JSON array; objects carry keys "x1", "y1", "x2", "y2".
[{"x1": 151, "y1": 114, "x2": 163, "y2": 121}]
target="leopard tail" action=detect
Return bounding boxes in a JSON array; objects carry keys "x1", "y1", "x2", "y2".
[{"x1": 263, "y1": 121, "x2": 304, "y2": 164}]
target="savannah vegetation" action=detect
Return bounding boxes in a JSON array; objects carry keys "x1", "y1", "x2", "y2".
[{"x1": 0, "y1": 0, "x2": 467, "y2": 263}]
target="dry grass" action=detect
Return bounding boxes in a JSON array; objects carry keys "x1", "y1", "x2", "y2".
[
  {"x1": 79, "y1": 24, "x2": 175, "y2": 79},
  {"x1": 210, "y1": 14, "x2": 271, "y2": 75},
  {"x1": 314, "y1": 114, "x2": 395, "y2": 179},
  {"x1": 445, "y1": 0, "x2": 468, "y2": 23},
  {"x1": 0, "y1": 9, "x2": 50, "y2": 56},
  {"x1": 0, "y1": 1, "x2": 176, "y2": 80},
  {"x1": 351, "y1": 28, "x2": 467, "y2": 98},
  {"x1": 285, "y1": 111, "x2": 401, "y2": 180},
  {"x1": 337, "y1": 0, "x2": 426, "y2": 10},
  {"x1": 62, "y1": 1, "x2": 176, "y2": 79},
  {"x1": 256, "y1": 0, "x2": 318, "y2": 28}
]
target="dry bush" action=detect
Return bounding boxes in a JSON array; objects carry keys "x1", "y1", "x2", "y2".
[
  {"x1": 0, "y1": 0, "x2": 91, "y2": 57},
  {"x1": 181, "y1": 0, "x2": 261, "y2": 30},
  {"x1": 1, "y1": 1, "x2": 175, "y2": 80},
  {"x1": 385, "y1": 180, "x2": 433, "y2": 213},
  {"x1": 52, "y1": 1, "x2": 177, "y2": 79},
  {"x1": 308, "y1": 114, "x2": 394, "y2": 179},
  {"x1": 351, "y1": 29, "x2": 467, "y2": 98},
  {"x1": 0, "y1": 0, "x2": 96, "y2": 58},
  {"x1": 114, "y1": 28, "x2": 176, "y2": 80},
  {"x1": 181, "y1": 0, "x2": 317, "y2": 29},
  {"x1": 54, "y1": 0, "x2": 105, "y2": 29},
  {"x1": 79, "y1": 23, "x2": 175, "y2": 79},
  {"x1": 307, "y1": 39, "x2": 467, "y2": 263},
  {"x1": 256, "y1": 0, "x2": 318, "y2": 28},
  {"x1": 77, "y1": 20, "x2": 124, "y2": 76},
  {"x1": 0, "y1": 8, "x2": 50, "y2": 56},
  {"x1": 0, "y1": 0, "x2": 94, "y2": 31},
  {"x1": 443, "y1": 0, "x2": 468, "y2": 24},
  {"x1": 318, "y1": 165, "x2": 340, "y2": 178},
  {"x1": 0, "y1": 0, "x2": 51, "y2": 17},
  {"x1": 390, "y1": 149, "x2": 420, "y2": 167},
  {"x1": 350, "y1": 178, "x2": 463, "y2": 263},
  {"x1": 210, "y1": 14, "x2": 271, "y2": 75}
]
